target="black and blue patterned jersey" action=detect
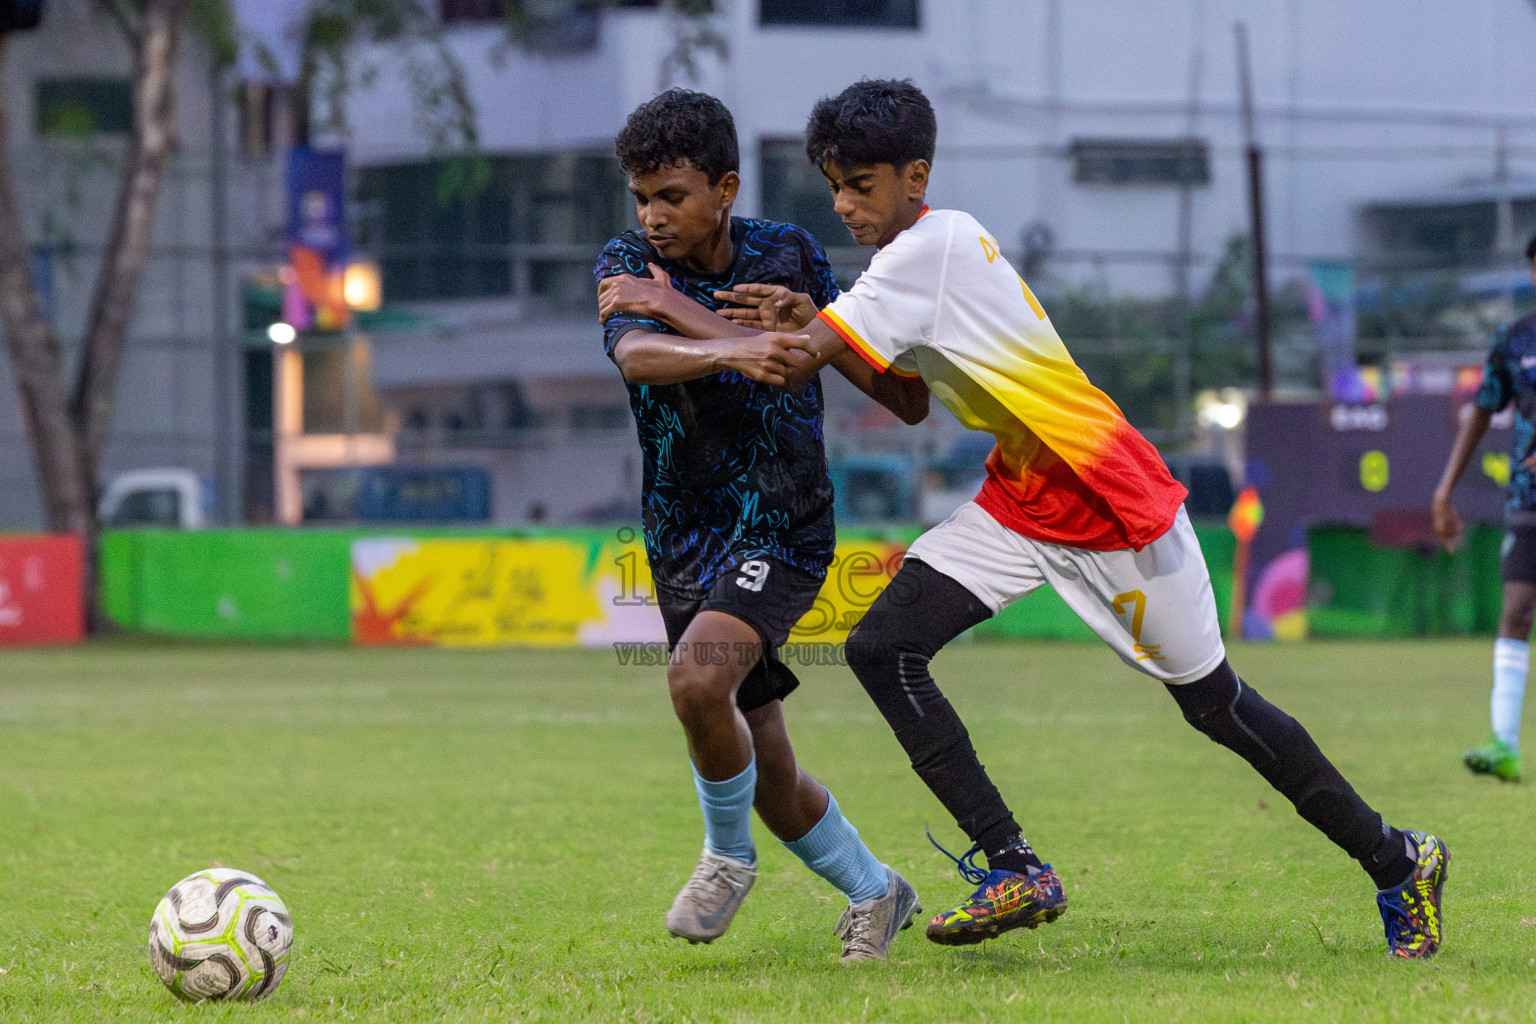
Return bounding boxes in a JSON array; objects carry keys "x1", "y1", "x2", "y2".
[
  {"x1": 1475, "y1": 311, "x2": 1536, "y2": 515},
  {"x1": 595, "y1": 217, "x2": 841, "y2": 598}
]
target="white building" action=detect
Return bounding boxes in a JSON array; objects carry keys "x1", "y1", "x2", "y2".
[
  {"x1": 2, "y1": 0, "x2": 1535, "y2": 528},
  {"x1": 343, "y1": 0, "x2": 1536, "y2": 523}
]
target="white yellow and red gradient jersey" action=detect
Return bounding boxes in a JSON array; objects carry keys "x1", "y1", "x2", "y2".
[{"x1": 818, "y1": 207, "x2": 1186, "y2": 551}]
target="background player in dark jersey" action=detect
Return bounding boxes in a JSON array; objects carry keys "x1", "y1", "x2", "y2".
[
  {"x1": 1433, "y1": 232, "x2": 1536, "y2": 783},
  {"x1": 593, "y1": 89, "x2": 927, "y2": 960}
]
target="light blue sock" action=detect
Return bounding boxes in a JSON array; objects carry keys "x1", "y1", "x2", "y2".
[
  {"x1": 692, "y1": 759, "x2": 757, "y2": 862},
  {"x1": 782, "y1": 790, "x2": 890, "y2": 904},
  {"x1": 1492, "y1": 638, "x2": 1528, "y2": 751}
]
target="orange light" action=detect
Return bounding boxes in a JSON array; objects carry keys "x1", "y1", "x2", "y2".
[{"x1": 343, "y1": 260, "x2": 382, "y2": 312}]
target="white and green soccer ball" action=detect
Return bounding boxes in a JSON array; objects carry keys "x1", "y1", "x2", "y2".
[{"x1": 148, "y1": 868, "x2": 293, "y2": 1002}]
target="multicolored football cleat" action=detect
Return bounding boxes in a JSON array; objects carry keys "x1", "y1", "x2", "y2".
[
  {"x1": 1376, "y1": 830, "x2": 1449, "y2": 959},
  {"x1": 1463, "y1": 738, "x2": 1521, "y2": 782},
  {"x1": 922, "y1": 834, "x2": 1067, "y2": 946}
]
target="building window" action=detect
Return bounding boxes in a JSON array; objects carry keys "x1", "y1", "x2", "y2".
[
  {"x1": 759, "y1": 138, "x2": 849, "y2": 250},
  {"x1": 35, "y1": 79, "x2": 132, "y2": 136},
  {"x1": 440, "y1": 0, "x2": 505, "y2": 24},
  {"x1": 238, "y1": 82, "x2": 278, "y2": 159},
  {"x1": 1069, "y1": 139, "x2": 1209, "y2": 187},
  {"x1": 760, "y1": 0, "x2": 918, "y2": 29},
  {"x1": 355, "y1": 153, "x2": 630, "y2": 304}
]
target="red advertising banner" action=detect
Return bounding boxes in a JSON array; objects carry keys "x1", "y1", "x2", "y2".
[{"x1": 0, "y1": 535, "x2": 84, "y2": 644}]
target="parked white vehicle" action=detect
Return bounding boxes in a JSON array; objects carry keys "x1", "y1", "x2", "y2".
[{"x1": 98, "y1": 469, "x2": 208, "y2": 529}]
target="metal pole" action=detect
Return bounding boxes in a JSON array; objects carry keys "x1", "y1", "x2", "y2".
[
  {"x1": 208, "y1": 59, "x2": 239, "y2": 523},
  {"x1": 1173, "y1": 16, "x2": 1203, "y2": 441},
  {"x1": 1235, "y1": 21, "x2": 1273, "y2": 400}
]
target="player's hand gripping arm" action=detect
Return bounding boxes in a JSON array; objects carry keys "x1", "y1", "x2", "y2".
[
  {"x1": 600, "y1": 264, "x2": 755, "y2": 340},
  {"x1": 772, "y1": 317, "x2": 930, "y2": 426},
  {"x1": 602, "y1": 265, "x2": 786, "y2": 386},
  {"x1": 1432, "y1": 406, "x2": 1494, "y2": 551},
  {"x1": 611, "y1": 328, "x2": 806, "y2": 388},
  {"x1": 711, "y1": 282, "x2": 820, "y2": 333}
]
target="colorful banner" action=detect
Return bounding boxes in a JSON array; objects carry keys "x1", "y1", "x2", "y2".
[
  {"x1": 0, "y1": 535, "x2": 83, "y2": 644},
  {"x1": 349, "y1": 533, "x2": 909, "y2": 649},
  {"x1": 285, "y1": 145, "x2": 349, "y2": 330}
]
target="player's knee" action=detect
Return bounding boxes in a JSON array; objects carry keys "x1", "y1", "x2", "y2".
[
  {"x1": 844, "y1": 616, "x2": 896, "y2": 680},
  {"x1": 1165, "y1": 660, "x2": 1240, "y2": 731},
  {"x1": 1167, "y1": 661, "x2": 1310, "y2": 774},
  {"x1": 666, "y1": 660, "x2": 736, "y2": 721}
]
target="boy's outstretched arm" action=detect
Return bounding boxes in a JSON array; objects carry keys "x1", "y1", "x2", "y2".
[
  {"x1": 602, "y1": 267, "x2": 929, "y2": 424},
  {"x1": 602, "y1": 264, "x2": 792, "y2": 386},
  {"x1": 779, "y1": 318, "x2": 930, "y2": 426},
  {"x1": 610, "y1": 329, "x2": 804, "y2": 388},
  {"x1": 707, "y1": 281, "x2": 928, "y2": 424}
]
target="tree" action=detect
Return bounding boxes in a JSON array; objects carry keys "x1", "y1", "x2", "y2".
[
  {"x1": 0, "y1": 0, "x2": 712, "y2": 623},
  {"x1": 0, "y1": 0, "x2": 196, "y2": 549},
  {"x1": 0, "y1": 0, "x2": 479, "y2": 624}
]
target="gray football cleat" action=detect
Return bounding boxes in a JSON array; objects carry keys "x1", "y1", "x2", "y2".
[
  {"x1": 833, "y1": 868, "x2": 922, "y2": 962},
  {"x1": 665, "y1": 848, "x2": 756, "y2": 944}
]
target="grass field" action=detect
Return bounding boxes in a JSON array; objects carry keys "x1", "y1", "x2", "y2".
[{"x1": 0, "y1": 637, "x2": 1532, "y2": 1022}]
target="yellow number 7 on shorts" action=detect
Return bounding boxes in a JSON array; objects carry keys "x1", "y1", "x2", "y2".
[{"x1": 1112, "y1": 589, "x2": 1164, "y2": 662}]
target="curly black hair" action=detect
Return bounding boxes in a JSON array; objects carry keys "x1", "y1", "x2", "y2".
[
  {"x1": 615, "y1": 89, "x2": 738, "y2": 184},
  {"x1": 805, "y1": 79, "x2": 936, "y2": 172}
]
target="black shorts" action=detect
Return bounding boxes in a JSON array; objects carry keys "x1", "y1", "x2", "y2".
[
  {"x1": 1501, "y1": 526, "x2": 1536, "y2": 584},
  {"x1": 657, "y1": 557, "x2": 824, "y2": 714}
]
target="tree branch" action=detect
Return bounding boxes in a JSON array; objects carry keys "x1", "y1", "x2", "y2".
[
  {"x1": 97, "y1": 0, "x2": 142, "y2": 43},
  {"x1": 71, "y1": 0, "x2": 191, "y2": 479}
]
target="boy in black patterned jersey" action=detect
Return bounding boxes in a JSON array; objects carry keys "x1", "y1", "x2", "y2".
[
  {"x1": 1434, "y1": 232, "x2": 1536, "y2": 783},
  {"x1": 593, "y1": 89, "x2": 928, "y2": 959}
]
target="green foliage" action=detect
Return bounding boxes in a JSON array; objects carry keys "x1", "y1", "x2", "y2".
[
  {"x1": 286, "y1": 0, "x2": 478, "y2": 149},
  {"x1": 0, "y1": 640, "x2": 1531, "y2": 1021},
  {"x1": 186, "y1": 0, "x2": 238, "y2": 68}
]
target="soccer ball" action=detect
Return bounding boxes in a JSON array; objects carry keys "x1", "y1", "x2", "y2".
[{"x1": 148, "y1": 868, "x2": 293, "y2": 1002}]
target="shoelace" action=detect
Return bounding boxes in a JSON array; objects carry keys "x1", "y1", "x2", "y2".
[
  {"x1": 1377, "y1": 893, "x2": 1418, "y2": 945},
  {"x1": 925, "y1": 825, "x2": 990, "y2": 885},
  {"x1": 683, "y1": 860, "x2": 742, "y2": 902},
  {"x1": 833, "y1": 903, "x2": 877, "y2": 954}
]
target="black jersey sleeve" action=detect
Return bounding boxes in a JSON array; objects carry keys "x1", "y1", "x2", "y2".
[
  {"x1": 1477, "y1": 326, "x2": 1514, "y2": 413},
  {"x1": 594, "y1": 233, "x2": 669, "y2": 358}
]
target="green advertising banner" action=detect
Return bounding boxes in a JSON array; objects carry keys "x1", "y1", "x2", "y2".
[{"x1": 100, "y1": 524, "x2": 1239, "y2": 645}]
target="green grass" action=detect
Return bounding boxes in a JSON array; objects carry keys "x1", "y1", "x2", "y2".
[{"x1": 0, "y1": 638, "x2": 1531, "y2": 1022}]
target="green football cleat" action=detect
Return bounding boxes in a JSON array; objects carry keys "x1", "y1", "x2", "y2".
[{"x1": 1463, "y1": 738, "x2": 1521, "y2": 782}]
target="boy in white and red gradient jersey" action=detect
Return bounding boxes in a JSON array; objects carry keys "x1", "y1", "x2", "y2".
[{"x1": 694, "y1": 79, "x2": 1446, "y2": 960}]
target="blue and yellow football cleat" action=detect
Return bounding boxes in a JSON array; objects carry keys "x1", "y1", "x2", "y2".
[
  {"x1": 922, "y1": 834, "x2": 1067, "y2": 946},
  {"x1": 1376, "y1": 830, "x2": 1448, "y2": 959}
]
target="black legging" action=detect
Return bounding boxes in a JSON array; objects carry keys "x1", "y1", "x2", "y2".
[{"x1": 846, "y1": 558, "x2": 1412, "y2": 887}]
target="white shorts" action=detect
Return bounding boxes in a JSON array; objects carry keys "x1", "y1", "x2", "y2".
[{"x1": 905, "y1": 502, "x2": 1226, "y2": 684}]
